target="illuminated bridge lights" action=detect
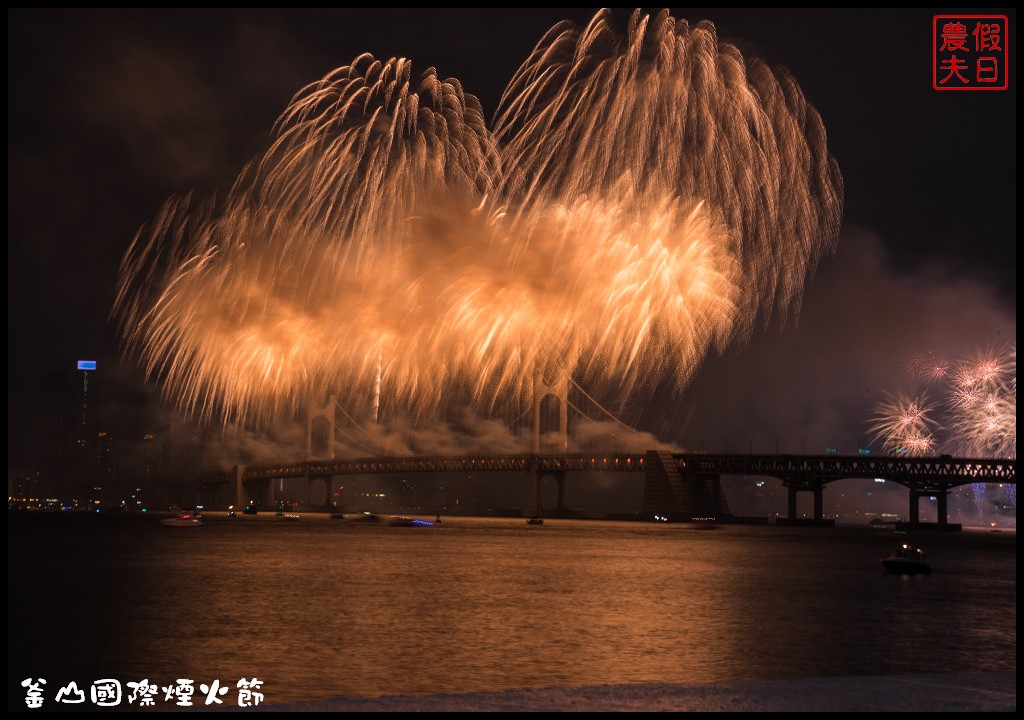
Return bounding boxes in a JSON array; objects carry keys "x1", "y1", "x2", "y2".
[{"x1": 198, "y1": 453, "x2": 1014, "y2": 490}]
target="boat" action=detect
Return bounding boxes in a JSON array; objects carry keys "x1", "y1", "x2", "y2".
[
  {"x1": 384, "y1": 515, "x2": 433, "y2": 527},
  {"x1": 869, "y1": 514, "x2": 900, "y2": 527},
  {"x1": 160, "y1": 512, "x2": 203, "y2": 527},
  {"x1": 653, "y1": 515, "x2": 716, "y2": 528},
  {"x1": 332, "y1": 512, "x2": 432, "y2": 526},
  {"x1": 333, "y1": 511, "x2": 380, "y2": 523},
  {"x1": 681, "y1": 516, "x2": 718, "y2": 529},
  {"x1": 527, "y1": 516, "x2": 544, "y2": 525},
  {"x1": 881, "y1": 544, "x2": 931, "y2": 574}
]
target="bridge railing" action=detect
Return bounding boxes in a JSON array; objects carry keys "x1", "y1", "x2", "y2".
[
  {"x1": 682, "y1": 454, "x2": 1016, "y2": 486},
  {"x1": 197, "y1": 452, "x2": 1015, "y2": 488}
]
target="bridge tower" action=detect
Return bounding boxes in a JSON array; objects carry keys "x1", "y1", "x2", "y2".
[
  {"x1": 304, "y1": 396, "x2": 336, "y2": 509},
  {"x1": 530, "y1": 370, "x2": 570, "y2": 518},
  {"x1": 533, "y1": 370, "x2": 569, "y2": 453},
  {"x1": 307, "y1": 396, "x2": 336, "y2": 460}
]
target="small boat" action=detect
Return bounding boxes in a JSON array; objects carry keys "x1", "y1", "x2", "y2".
[
  {"x1": 333, "y1": 511, "x2": 380, "y2": 523},
  {"x1": 527, "y1": 516, "x2": 544, "y2": 525},
  {"x1": 384, "y1": 515, "x2": 433, "y2": 527},
  {"x1": 680, "y1": 517, "x2": 718, "y2": 530},
  {"x1": 869, "y1": 514, "x2": 900, "y2": 527},
  {"x1": 332, "y1": 512, "x2": 431, "y2": 526},
  {"x1": 161, "y1": 512, "x2": 203, "y2": 527},
  {"x1": 881, "y1": 544, "x2": 931, "y2": 574}
]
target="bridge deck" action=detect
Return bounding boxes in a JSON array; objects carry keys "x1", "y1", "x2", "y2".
[{"x1": 201, "y1": 453, "x2": 1015, "y2": 490}]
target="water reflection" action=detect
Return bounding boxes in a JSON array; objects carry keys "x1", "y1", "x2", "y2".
[{"x1": 8, "y1": 514, "x2": 1016, "y2": 708}]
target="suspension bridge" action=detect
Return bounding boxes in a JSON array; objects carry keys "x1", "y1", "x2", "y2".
[{"x1": 195, "y1": 372, "x2": 1015, "y2": 528}]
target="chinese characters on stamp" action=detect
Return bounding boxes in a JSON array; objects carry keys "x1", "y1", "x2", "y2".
[{"x1": 934, "y1": 15, "x2": 1009, "y2": 90}]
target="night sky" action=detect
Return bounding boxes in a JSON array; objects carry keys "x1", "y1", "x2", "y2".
[{"x1": 8, "y1": 9, "x2": 1016, "y2": 469}]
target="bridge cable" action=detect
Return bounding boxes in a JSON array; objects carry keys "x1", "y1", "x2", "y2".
[
  {"x1": 569, "y1": 378, "x2": 638, "y2": 434},
  {"x1": 332, "y1": 397, "x2": 388, "y2": 452},
  {"x1": 566, "y1": 399, "x2": 635, "y2": 449},
  {"x1": 332, "y1": 424, "x2": 384, "y2": 457}
]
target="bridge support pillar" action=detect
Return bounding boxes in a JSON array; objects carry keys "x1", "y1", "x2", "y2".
[
  {"x1": 528, "y1": 468, "x2": 567, "y2": 518},
  {"x1": 908, "y1": 487, "x2": 950, "y2": 527},
  {"x1": 936, "y1": 487, "x2": 949, "y2": 527},
  {"x1": 531, "y1": 469, "x2": 541, "y2": 519},
  {"x1": 786, "y1": 483, "x2": 825, "y2": 520},
  {"x1": 909, "y1": 490, "x2": 923, "y2": 524},
  {"x1": 304, "y1": 477, "x2": 313, "y2": 509},
  {"x1": 264, "y1": 478, "x2": 276, "y2": 509},
  {"x1": 778, "y1": 480, "x2": 833, "y2": 526},
  {"x1": 309, "y1": 476, "x2": 331, "y2": 508},
  {"x1": 899, "y1": 486, "x2": 961, "y2": 531},
  {"x1": 232, "y1": 464, "x2": 247, "y2": 509}
]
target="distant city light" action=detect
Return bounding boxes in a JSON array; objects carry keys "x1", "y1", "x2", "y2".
[{"x1": 77, "y1": 360, "x2": 97, "y2": 370}]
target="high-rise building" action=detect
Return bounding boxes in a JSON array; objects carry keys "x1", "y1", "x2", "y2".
[
  {"x1": 94, "y1": 429, "x2": 116, "y2": 506},
  {"x1": 67, "y1": 360, "x2": 99, "y2": 502}
]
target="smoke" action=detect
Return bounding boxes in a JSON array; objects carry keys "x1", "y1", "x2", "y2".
[
  {"x1": 678, "y1": 226, "x2": 1016, "y2": 455},
  {"x1": 206, "y1": 411, "x2": 681, "y2": 467}
]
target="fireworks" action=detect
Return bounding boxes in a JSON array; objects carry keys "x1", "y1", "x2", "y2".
[
  {"x1": 114, "y1": 8, "x2": 843, "y2": 429},
  {"x1": 948, "y1": 348, "x2": 1016, "y2": 457},
  {"x1": 868, "y1": 391, "x2": 938, "y2": 456},
  {"x1": 903, "y1": 352, "x2": 950, "y2": 384},
  {"x1": 870, "y1": 346, "x2": 1016, "y2": 457}
]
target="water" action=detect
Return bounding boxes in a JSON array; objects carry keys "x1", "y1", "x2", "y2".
[{"x1": 8, "y1": 512, "x2": 1016, "y2": 710}]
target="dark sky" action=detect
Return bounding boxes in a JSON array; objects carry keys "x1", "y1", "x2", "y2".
[{"x1": 7, "y1": 8, "x2": 1016, "y2": 468}]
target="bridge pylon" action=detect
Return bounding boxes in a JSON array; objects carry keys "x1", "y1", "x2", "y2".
[
  {"x1": 307, "y1": 395, "x2": 336, "y2": 461},
  {"x1": 533, "y1": 370, "x2": 569, "y2": 453}
]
